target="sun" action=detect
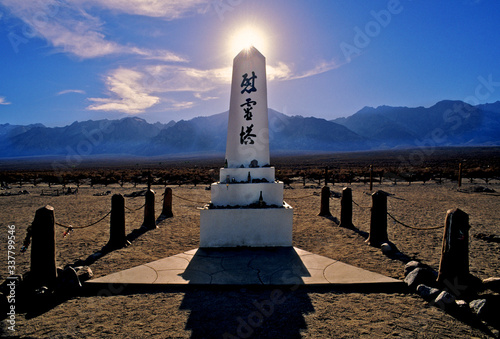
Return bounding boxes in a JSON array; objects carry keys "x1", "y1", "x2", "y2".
[{"x1": 229, "y1": 27, "x2": 267, "y2": 57}]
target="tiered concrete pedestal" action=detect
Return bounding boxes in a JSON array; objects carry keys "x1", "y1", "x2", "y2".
[{"x1": 200, "y1": 166, "x2": 293, "y2": 248}]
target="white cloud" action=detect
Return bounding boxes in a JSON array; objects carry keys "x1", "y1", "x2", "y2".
[
  {"x1": 292, "y1": 60, "x2": 342, "y2": 80},
  {"x1": 56, "y1": 89, "x2": 86, "y2": 96},
  {"x1": 267, "y1": 59, "x2": 342, "y2": 81},
  {"x1": 194, "y1": 92, "x2": 218, "y2": 101},
  {"x1": 129, "y1": 47, "x2": 188, "y2": 63},
  {"x1": 88, "y1": 57, "x2": 342, "y2": 114},
  {"x1": 142, "y1": 64, "x2": 231, "y2": 93},
  {"x1": 267, "y1": 62, "x2": 293, "y2": 81},
  {"x1": 168, "y1": 100, "x2": 197, "y2": 110},
  {"x1": 79, "y1": 0, "x2": 210, "y2": 20},
  {"x1": 87, "y1": 64, "x2": 228, "y2": 113},
  {"x1": 0, "y1": 0, "x2": 191, "y2": 60},
  {"x1": 0, "y1": 96, "x2": 11, "y2": 105},
  {"x1": 87, "y1": 68, "x2": 160, "y2": 114}
]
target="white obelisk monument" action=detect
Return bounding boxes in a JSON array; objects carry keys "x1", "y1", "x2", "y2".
[{"x1": 200, "y1": 46, "x2": 293, "y2": 247}]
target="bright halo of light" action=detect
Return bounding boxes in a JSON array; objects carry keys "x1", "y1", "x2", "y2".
[{"x1": 229, "y1": 27, "x2": 267, "y2": 56}]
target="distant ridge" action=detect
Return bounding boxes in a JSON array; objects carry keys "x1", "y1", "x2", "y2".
[{"x1": 1, "y1": 100, "x2": 499, "y2": 158}]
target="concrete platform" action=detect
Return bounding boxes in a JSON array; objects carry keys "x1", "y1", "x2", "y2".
[
  {"x1": 200, "y1": 205, "x2": 293, "y2": 247},
  {"x1": 87, "y1": 247, "x2": 403, "y2": 287}
]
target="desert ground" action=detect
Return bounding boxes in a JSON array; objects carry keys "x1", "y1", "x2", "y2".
[{"x1": 1, "y1": 150, "x2": 499, "y2": 338}]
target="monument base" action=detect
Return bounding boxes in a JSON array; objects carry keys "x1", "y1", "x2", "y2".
[{"x1": 200, "y1": 203, "x2": 293, "y2": 247}]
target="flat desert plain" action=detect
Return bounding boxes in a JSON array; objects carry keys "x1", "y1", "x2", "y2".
[{"x1": 0, "y1": 162, "x2": 499, "y2": 338}]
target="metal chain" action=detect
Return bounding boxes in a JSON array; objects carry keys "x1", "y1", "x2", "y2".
[
  {"x1": 125, "y1": 203, "x2": 146, "y2": 212},
  {"x1": 55, "y1": 210, "x2": 111, "y2": 229},
  {"x1": 387, "y1": 212, "x2": 444, "y2": 231},
  {"x1": 172, "y1": 192, "x2": 208, "y2": 204},
  {"x1": 284, "y1": 193, "x2": 316, "y2": 200},
  {"x1": 352, "y1": 199, "x2": 371, "y2": 209}
]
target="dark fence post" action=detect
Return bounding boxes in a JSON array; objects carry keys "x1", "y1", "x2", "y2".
[
  {"x1": 161, "y1": 187, "x2": 174, "y2": 218},
  {"x1": 143, "y1": 189, "x2": 156, "y2": 229},
  {"x1": 107, "y1": 194, "x2": 126, "y2": 249},
  {"x1": 340, "y1": 187, "x2": 353, "y2": 228},
  {"x1": 458, "y1": 163, "x2": 463, "y2": 188},
  {"x1": 367, "y1": 190, "x2": 388, "y2": 247},
  {"x1": 318, "y1": 186, "x2": 332, "y2": 217},
  {"x1": 369, "y1": 165, "x2": 373, "y2": 191},
  {"x1": 30, "y1": 205, "x2": 57, "y2": 287},
  {"x1": 437, "y1": 208, "x2": 470, "y2": 284}
]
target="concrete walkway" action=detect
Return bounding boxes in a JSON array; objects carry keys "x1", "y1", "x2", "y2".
[{"x1": 88, "y1": 247, "x2": 403, "y2": 287}]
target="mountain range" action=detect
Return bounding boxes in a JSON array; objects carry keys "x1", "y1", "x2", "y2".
[{"x1": 1, "y1": 100, "x2": 500, "y2": 158}]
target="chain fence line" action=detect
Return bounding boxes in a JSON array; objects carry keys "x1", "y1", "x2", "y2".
[
  {"x1": 124, "y1": 203, "x2": 146, "y2": 212},
  {"x1": 352, "y1": 199, "x2": 371, "y2": 209},
  {"x1": 55, "y1": 210, "x2": 111, "y2": 230},
  {"x1": 387, "y1": 211, "x2": 444, "y2": 231},
  {"x1": 352, "y1": 197, "x2": 444, "y2": 231},
  {"x1": 36, "y1": 185, "x2": 445, "y2": 241},
  {"x1": 284, "y1": 193, "x2": 317, "y2": 200},
  {"x1": 171, "y1": 192, "x2": 208, "y2": 205}
]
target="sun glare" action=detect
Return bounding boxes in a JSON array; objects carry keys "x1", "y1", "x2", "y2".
[{"x1": 229, "y1": 27, "x2": 267, "y2": 57}]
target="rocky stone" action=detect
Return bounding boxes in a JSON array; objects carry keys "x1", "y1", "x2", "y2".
[
  {"x1": 75, "y1": 266, "x2": 93, "y2": 282},
  {"x1": 404, "y1": 267, "x2": 437, "y2": 290},
  {"x1": 482, "y1": 277, "x2": 500, "y2": 292},
  {"x1": 56, "y1": 266, "x2": 81, "y2": 293},
  {"x1": 472, "y1": 296, "x2": 500, "y2": 324},
  {"x1": 380, "y1": 243, "x2": 392, "y2": 254},
  {"x1": 455, "y1": 299, "x2": 469, "y2": 311},
  {"x1": 433, "y1": 291, "x2": 456, "y2": 312},
  {"x1": 404, "y1": 261, "x2": 422, "y2": 276},
  {"x1": 416, "y1": 284, "x2": 441, "y2": 300},
  {"x1": 469, "y1": 299, "x2": 488, "y2": 317}
]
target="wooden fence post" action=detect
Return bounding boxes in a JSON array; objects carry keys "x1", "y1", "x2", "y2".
[
  {"x1": 107, "y1": 194, "x2": 126, "y2": 249},
  {"x1": 30, "y1": 205, "x2": 57, "y2": 287},
  {"x1": 458, "y1": 163, "x2": 462, "y2": 188},
  {"x1": 143, "y1": 189, "x2": 156, "y2": 229},
  {"x1": 161, "y1": 187, "x2": 174, "y2": 218},
  {"x1": 318, "y1": 186, "x2": 332, "y2": 217},
  {"x1": 437, "y1": 208, "x2": 470, "y2": 284},
  {"x1": 367, "y1": 190, "x2": 388, "y2": 247},
  {"x1": 369, "y1": 165, "x2": 373, "y2": 191},
  {"x1": 340, "y1": 187, "x2": 353, "y2": 228}
]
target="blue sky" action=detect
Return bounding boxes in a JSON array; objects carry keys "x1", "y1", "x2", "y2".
[{"x1": 1, "y1": 0, "x2": 499, "y2": 127}]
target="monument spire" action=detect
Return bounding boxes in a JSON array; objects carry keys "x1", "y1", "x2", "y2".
[
  {"x1": 200, "y1": 46, "x2": 293, "y2": 248},
  {"x1": 225, "y1": 46, "x2": 270, "y2": 168}
]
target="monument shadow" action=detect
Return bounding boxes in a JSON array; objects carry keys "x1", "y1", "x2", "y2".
[
  {"x1": 178, "y1": 247, "x2": 312, "y2": 338},
  {"x1": 180, "y1": 285, "x2": 313, "y2": 338}
]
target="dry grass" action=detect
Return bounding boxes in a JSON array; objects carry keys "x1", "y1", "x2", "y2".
[{"x1": 1, "y1": 176, "x2": 499, "y2": 338}]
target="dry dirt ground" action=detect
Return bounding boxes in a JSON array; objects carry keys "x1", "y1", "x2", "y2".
[{"x1": 1, "y1": 179, "x2": 499, "y2": 338}]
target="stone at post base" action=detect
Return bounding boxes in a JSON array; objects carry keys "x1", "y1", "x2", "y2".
[{"x1": 200, "y1": 204, "x2": 293, "y2": 247}]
